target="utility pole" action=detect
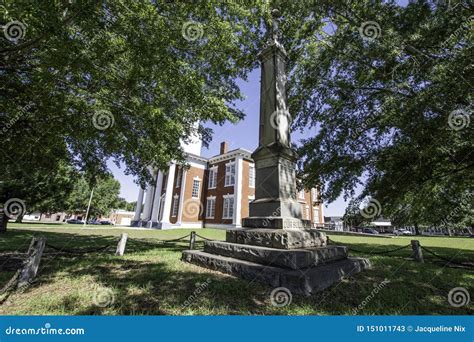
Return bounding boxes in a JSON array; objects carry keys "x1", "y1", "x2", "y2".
[{"x1": 84, "y1": 188, "x2": 94, "y2": 226}]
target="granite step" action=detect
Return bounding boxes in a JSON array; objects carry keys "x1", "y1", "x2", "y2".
[
  {"x1": 182, "y1": 250, "x2": 371, "y2": 295},
  {"x1": 204, "y1": 241, "x2": 348, "y2": 270},
  {"x1": 226, "y1": 228, "x2": 327, "y2": 249}
]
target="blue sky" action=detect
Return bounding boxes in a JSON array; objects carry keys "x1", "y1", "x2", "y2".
[{"x1": 109, "y1": 68, "x2": 349, "y2": 216}]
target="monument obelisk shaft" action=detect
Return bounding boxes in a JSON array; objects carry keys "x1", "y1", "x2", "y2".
[{"x1": 243, "y1": 10, "x2": 310, "y2": 230}]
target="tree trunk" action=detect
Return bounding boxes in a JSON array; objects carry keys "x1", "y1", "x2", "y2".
[
  {"x1": 0, "y1": 210, "x2": 8, "y2": 233},
  {"x1": 15, "y1": 214, "x2": 24, "y2": 223},
  {"x1": 414, "y1": 223, "x2": 420, "y2": 236}
]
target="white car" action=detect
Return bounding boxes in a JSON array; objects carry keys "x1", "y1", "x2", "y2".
[{"x1": 394, "y1": 229, "x2": 414, "y2": 236}]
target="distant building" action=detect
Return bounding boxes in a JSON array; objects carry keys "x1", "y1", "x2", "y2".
[
  {"x1": 23, "y1": 212, "x2": 69, "y2": 223},
  {"x1": 370, "y1": 218, "x2": 392, "y2": 233},
  {"x1": 109, "y1": 210, "x2": 135, "y2": 226},
  {"x1": 132, "y1": 140, "x2": 325, "y2": 229},
  {"x1": 324, "y1": 216, "x2": 344, "y2": 231}
]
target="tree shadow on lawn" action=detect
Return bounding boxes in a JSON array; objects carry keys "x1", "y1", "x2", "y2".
[{"x1": 0, "y1": 229, "x2": 473, "y2": 315}]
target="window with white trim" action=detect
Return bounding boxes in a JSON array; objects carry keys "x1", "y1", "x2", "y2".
[
  {"x1": 299, "y1": 189, "x2": 305, "y2": 200},
  {"x1": 224, "y1": 162, "x2": 235, "y2": 186},
  {"x1": 171, "y1": 195, "x2": 179, "y2": 217},
  {"x1": 208, "y1": 167, "x2": 217, "y2": 189},
  {"x1": 222, "y1": 195, "x2": 234, "y2": 219},
  {"x1": 305, "y1": 205, "x2": 310, "y2": 220},
  {"x1": 313, "y1": 208, "x2": 320, "y2": 223},
  {"x1": 249, "y1": 164, "x2": 255, "y2": 188},
  {"x1": 176, "y1": 168, "x2": 182, "y2": 188},
  {"x1": 192, "y1": 178, "x2": 201, "y2": 198},
  {"x1": 206, "y1": 197, "x2": 216, "y2": 219}
]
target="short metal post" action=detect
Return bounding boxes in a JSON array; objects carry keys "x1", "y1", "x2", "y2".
[
  {"x1": 115, "y1": 233, "x2": 128, "y2": 256},
  {"x1": 411, "y1": 240, "x2": 423, "y2": 263},
  {"x1": 189, "y1": 231, "x2": 196, "y2": 250}
]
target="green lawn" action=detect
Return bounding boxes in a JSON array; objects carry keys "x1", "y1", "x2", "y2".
[{"x1": 0, "y1": 223, "x2": 472, "y2": 315}]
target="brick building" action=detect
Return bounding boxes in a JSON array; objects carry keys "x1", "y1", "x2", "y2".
[{"x1": 131, "y1": 140, "x2": 324, "y2": 229}]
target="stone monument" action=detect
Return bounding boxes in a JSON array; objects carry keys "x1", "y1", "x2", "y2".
[{"x1": 182, "y1": 10, "x2": 370, "y2": 295}]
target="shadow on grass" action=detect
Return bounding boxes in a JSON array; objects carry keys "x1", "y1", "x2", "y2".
[{"x1": 0, "y1": 229, "x2": 473, "y2": 315}]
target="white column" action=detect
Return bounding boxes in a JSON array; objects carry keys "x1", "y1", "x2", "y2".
[
  {"x1": 150, "y1": 171, "x2": 164, "y2": 223},
  {"x1": 142, "y1": 170, "x2": 157, "y2": 221},
  {"x1": 177, "y1": 168, "x2": 187, "y2": 225},
  {"x1": 233, "y1": 155, "x2": 243, "y2": 227},
  {"x1": 142, "y1": 187, "x2": 152, "y2": 221},
  {"x1": 160, "y1": 163, "x2": 177, "y2": 228},
  {"x1": 320, "y1": 203, "x2": 325, "y2": 224},
  {"x1": 133, "y1": 187, "x2": 145, "y2": 221}
]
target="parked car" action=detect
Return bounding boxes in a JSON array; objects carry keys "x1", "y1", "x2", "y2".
[
  {"x1": 66, "y1": 219, "x2": 83, "y2": 224},
  {"x1": 87, "y1": 220, "x2": 102, "y2": 225},
  {"x1": 362, "y1": 228, "x2": 379, "y2": 235},
  {"x1": 100, "y1": 220, "x2": 112, "y2": 225},
  {"x1": 394, "y1": 229, "x2": 414, "y2": 236}
]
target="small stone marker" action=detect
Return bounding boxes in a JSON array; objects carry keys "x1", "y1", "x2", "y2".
[
  {"x1": 189, "y1": 231, "x2": 196, "y2": 250},
  {"x1": 115, "y1": 233, "x2": 128, "y2": 256},
  {"x1": 411, "y1": 240, "x2": 423, "y2": 263},
  {"x1": 18, "y1": 237, "x2": 46, "y2": 288}
]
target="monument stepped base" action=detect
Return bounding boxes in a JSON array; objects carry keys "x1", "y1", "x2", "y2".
[
  {"x1": 204, "y1": 241, "x2": 348, "y2": 269},
  {"x1": 182, "y1": 248, "x2": 370, "y2": 296},
  {"x1": 182, "y1": 230, "x2": 371, "y2": 296},
  {"x1": 226, "y1": 228, "x2": 328, "y2": 249}
]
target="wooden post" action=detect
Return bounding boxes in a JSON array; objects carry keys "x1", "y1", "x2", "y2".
[
  {"x1": 411, "y1": 240, "x2": 423, "y2": 263},
  {"x1": 18, "y1": 237, "x2": 46, "y2": 288},
  {"x1": 189, "y1": 231, "x2": 196, "y2": 250},
  {"x1": 115, "y1": 233, "x2": 128, "y2": 256}
]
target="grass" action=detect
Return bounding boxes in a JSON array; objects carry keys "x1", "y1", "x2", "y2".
[{"x1": 0, "y1": 223, "x2": 473, "y2": 315}]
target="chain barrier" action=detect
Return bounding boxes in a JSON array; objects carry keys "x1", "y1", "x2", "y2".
[
  {"x1": 44, "y1": 233, "x2": 198, "y2": 255},
  {"x1": 327, "y1": 237, "x2": 411, "y2": 255},
  {"x1": 45, "y1": 242, "x2": 114, "y2": 254},
  {"x1": 420, "y1": 246, "x2": 474, "y2": 268},
  {"x1": 195, "y1": 234, "x2": 212, "y2": 241},
  {"x1": 0, "y1": 268, "x2": 21, "y2": 300},
  {"x1": 328, "y1": 237, "x2": 474, "y2": 268}
]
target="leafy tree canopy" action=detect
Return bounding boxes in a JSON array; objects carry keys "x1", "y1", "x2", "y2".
[
  {"x1": 278, "y1": 0, "x2": 473, "y2": 227},
  {"x1": 66, "y1": 175, "x2": 121, "y2": 218},
  {"x1": 1, "y1": 0, "x2": 267, "y2": 209}
]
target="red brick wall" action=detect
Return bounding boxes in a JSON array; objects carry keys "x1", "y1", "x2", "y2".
[{"x1": 178, "y1": 165, "x2": 205, "y2": 223}]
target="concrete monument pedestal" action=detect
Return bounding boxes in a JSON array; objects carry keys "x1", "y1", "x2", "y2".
[
  {"x1": 182, "y1": 9, "x2": 370, "y2": 295},
  {"x1": 182, "y1": 233, "x2": 371, "y2": 295}
]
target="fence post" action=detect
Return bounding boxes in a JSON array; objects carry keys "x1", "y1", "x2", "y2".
[
  {"x1": 115, "y1": 233, "x2": 128, "y2": 256},
  {"x1": 411, "y1": 240, "x2": 424, "y2": 263},
  {"x1": 18, "y1": 237, "x2": 46, "y2": 288},
  {"x1": 189, "y1": 231, "x2": 196, "y2": 250}
]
